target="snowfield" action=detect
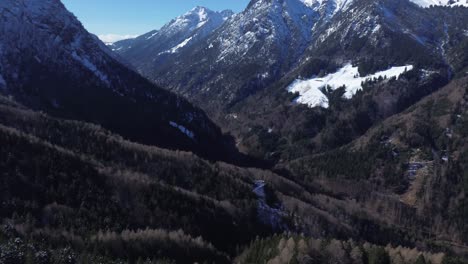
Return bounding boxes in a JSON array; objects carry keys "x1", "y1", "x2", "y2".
[
  {"x1": 409, "y1": 0, "x2": 468, "y2": 7},
  {"x1": 288, "y1": 64, "x2": 414, "y2": 108}
]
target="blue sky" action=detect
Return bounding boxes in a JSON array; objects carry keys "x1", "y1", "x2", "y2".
[{"x1": 61, "y1": 0, "x2": 250, "y2": 42}]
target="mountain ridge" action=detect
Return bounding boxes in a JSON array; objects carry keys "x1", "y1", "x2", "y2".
[
  {"x1": 111, "y1": 6, "x2": 234, "y2": 68},
  {"x1": 0, "y1": 0, "x2": 241, "y2": 161}
]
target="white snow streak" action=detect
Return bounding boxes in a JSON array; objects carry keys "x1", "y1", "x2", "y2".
[
  {"x1": 170, "y1": 37, "x2": 192, "y2": 53},
  {"x1": 169, "y1": 121, "x2": 195, "y2": 139},
  {"x1": 160, "y1": 37, "x2": 193, "y2": 54},
  {"x1": 71, "y1": 51, "x2": 110, "y2": 86},
  {"x1": 146, "y1": 31, "x2": 158, "y2": 39}
]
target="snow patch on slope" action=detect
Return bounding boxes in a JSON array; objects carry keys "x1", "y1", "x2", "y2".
[
  {"x1": 170, "y1": 37, "x2": 193, "y2": 53},
  {"x1": 288, "y1": 79, "x2": 330, "y2": 108},
  {"x1": 160, "y1": 37, "x2": 193, "y2": 54},
  {"x1": 146, "y1": 31, "x2": 159, "y2": 40},
  {"x1": 71, "y1": 51, "x2": 110, "y2": 86},
  {"x1": 288, "y1": 64, "x2": 414, "y2": 108},
  {"x1": 196, "y1": 7, "x2": 209, "y2": 28},
  {"x1": 409, "y1": 0, "x2": 468, "y2": 7},
  {"x1": 170, "y1": 121, "x2": 195, "y2": 139}
]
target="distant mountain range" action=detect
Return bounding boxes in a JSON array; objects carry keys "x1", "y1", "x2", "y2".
[{"x1": 114, "y1": 0, "x2": 468, "y2": 160}]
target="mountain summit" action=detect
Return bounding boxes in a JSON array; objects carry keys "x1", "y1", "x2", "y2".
[{"x1": 111, "y1": 6, "x2": 233, "y2": 68}]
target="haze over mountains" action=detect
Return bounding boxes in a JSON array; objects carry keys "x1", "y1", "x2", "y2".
[{"x1": 1, "y1": 0, "x2": 468, "y2": 263}]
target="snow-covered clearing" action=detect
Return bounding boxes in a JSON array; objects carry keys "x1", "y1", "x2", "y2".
[{"x1": 288, "y1": 63, "x2": 413, "y2": 108}]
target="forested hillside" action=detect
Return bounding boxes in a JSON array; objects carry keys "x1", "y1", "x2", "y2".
[
  {"x1": 283, "y1": 77, "x2": 468, "y2": 253},
  {"x1": 0, "y1": 95, "x2": 272, "y2": 263},
  {"x1": 236, "y1": 234, "x2": 464, "y2": 264}
]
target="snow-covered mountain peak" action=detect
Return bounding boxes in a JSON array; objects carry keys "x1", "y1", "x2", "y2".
[
  {"x1": 195, "y1": 6, "x2": 208, "y2": 24},
  {"x1": 159, "y1": 6, "x2": 234, "y2": 44},
  {"x1": 188, "y1": 6, "x2": 209, "y2": 13},
  {"x1": 186, "y1": 6, "x2": 234, "y2": 28},
  {"x1": 112, "y1": 6, "x2": 234, "y2": 59},
  {"x1": 184, "y1": 6, "x2": 210, "y2": 27},
  {"x1": 186, "y1": 6, "x2": 234, "y2": 20},
  {"x1": 167, "y1": 6, "x2": 233, "y2": 33}
]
